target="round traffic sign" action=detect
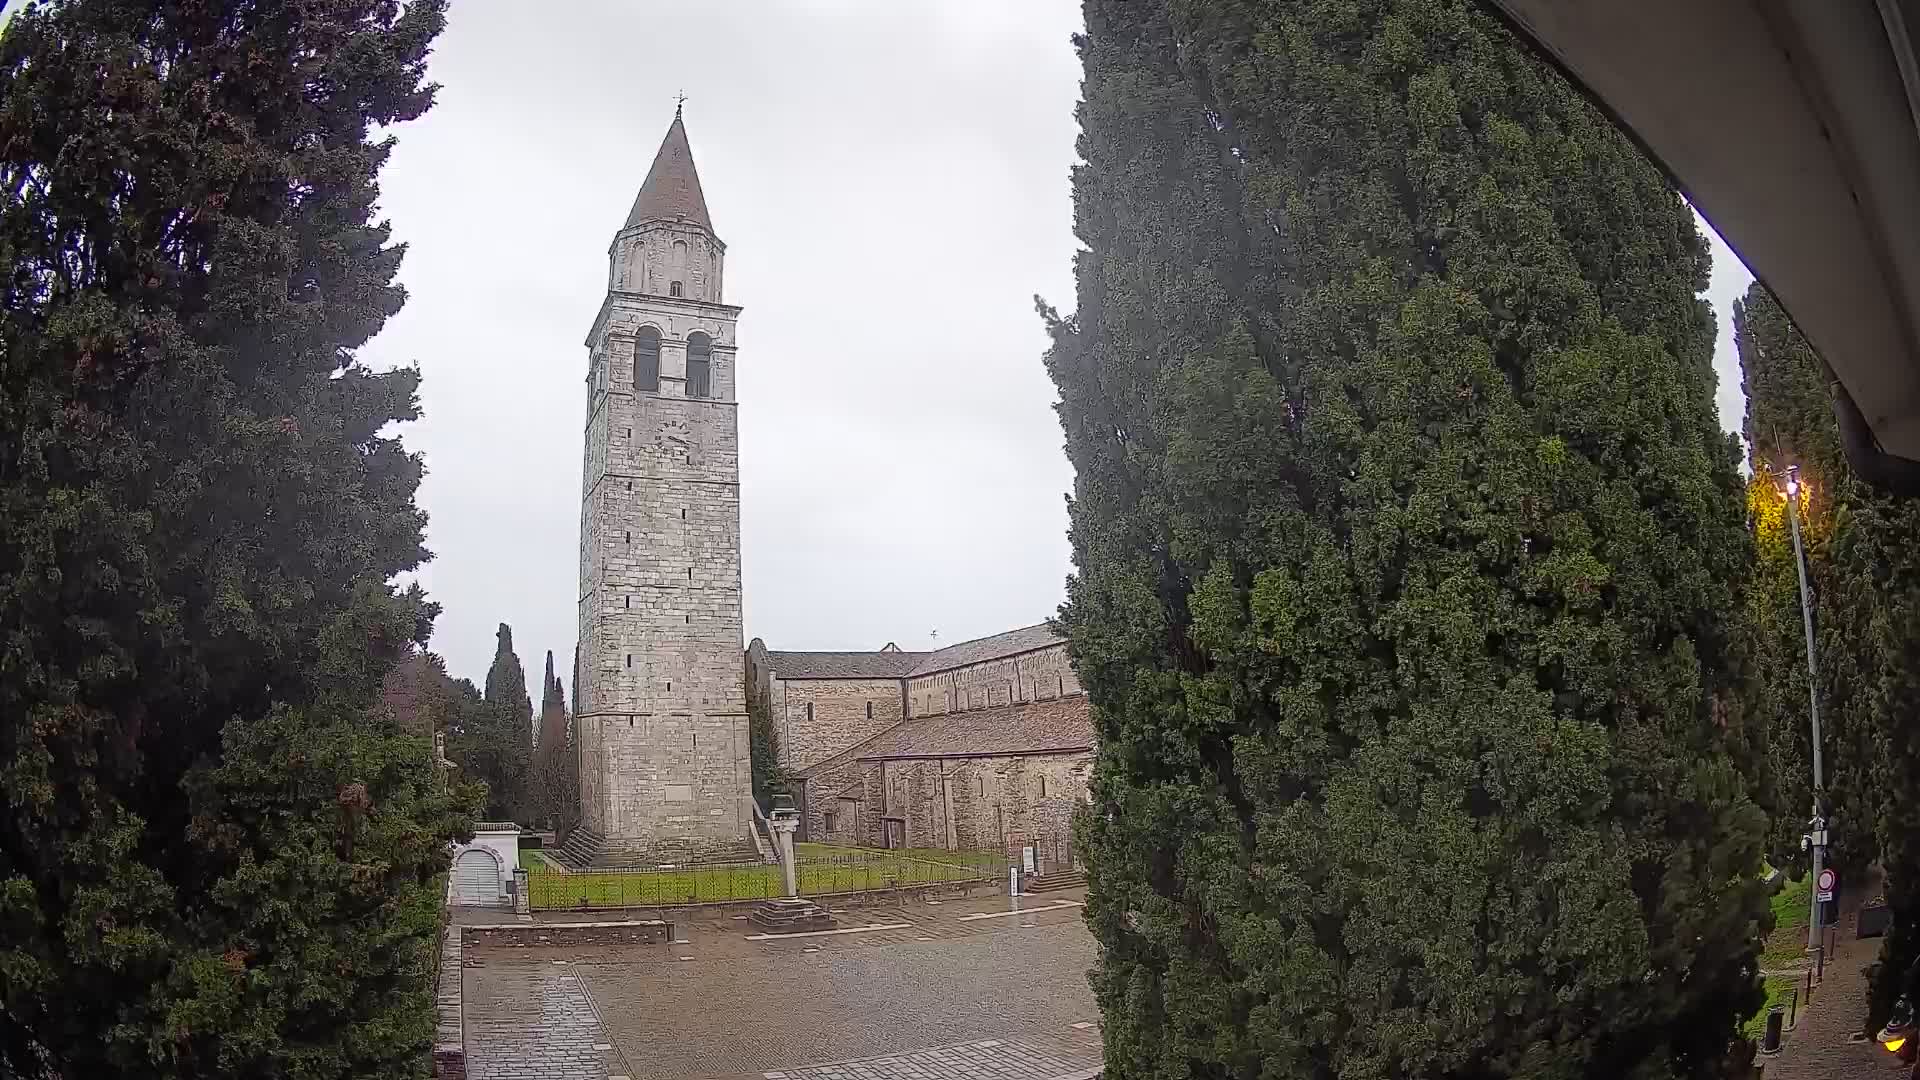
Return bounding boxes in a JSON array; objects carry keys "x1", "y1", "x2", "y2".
[{"x1": 1817, "y1": 868, "x2": 1837, "y2": 892}]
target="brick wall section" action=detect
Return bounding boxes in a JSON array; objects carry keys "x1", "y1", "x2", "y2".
[
  {"x1": 904, "y1": 643, "x2": 1080, "y2": 718},
  {"x1": 577, "y1": 209, "x2": 751, "y2": 854}
]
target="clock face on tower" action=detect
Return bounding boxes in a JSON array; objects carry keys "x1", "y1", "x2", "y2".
[{"x1": 655, "y1": 418, "x2": 691, "y2": 457}]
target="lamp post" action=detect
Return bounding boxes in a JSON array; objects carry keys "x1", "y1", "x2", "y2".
[{"x1": 1783, "y1": 465, "x2": 1827, "y2": 969}]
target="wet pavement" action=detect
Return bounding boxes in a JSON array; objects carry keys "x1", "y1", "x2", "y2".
[{"x1": 461, "y1": 889, "x2": 1102, "y2": 1080}]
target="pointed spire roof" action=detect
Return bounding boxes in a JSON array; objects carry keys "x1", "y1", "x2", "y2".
[{"x1": 624, "y1": 109, "x2": 713, "y2": 233}]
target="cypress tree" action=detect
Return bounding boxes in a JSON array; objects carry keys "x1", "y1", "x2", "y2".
[
  {"x1": 0, "y1": 1, "x2": 477, "y2": 1075},
  {"x1": 1733, "y1": 281, "x2": 1920, "y2": 1027},
  {"x1": 476, "y1": 622, "x2": 532, "y2": 820},
  {"x1": 1734, "y1": 286, "x2": 1879, "y2": 876},
  {"x1": 1047, "y1": 2, "x2": 1768, "y2": 1076},
  {"x1": 485, "y1": 622, "x2": 534, "y2": 736}
]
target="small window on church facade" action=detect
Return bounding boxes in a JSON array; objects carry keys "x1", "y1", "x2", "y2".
[
  {"x1": 635, "y1": 326, "x2": 660, "y2": 392},
  {"x1": 686, "y1": 331, "x2": 712, "y2": 398},
  {"x1": 1040, "y1": 775, "x2": 1049, "y2": 799},
  {"x1": 805, "y1": 702, "x2": 814, "y2": 723},
  {"x1": 670, "y1": 280, "x2": 684, "y2": 297},
  {"x1": 824, "y1": 811, "x2": 837, "y2": 833},
  {"x1": 866, "y1": 701, "x2": 873, "y2": 720}
]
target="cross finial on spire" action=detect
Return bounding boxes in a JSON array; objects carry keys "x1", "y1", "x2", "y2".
[{"x1": 674, "y1": 89, "x2": 687, "y2": 119}]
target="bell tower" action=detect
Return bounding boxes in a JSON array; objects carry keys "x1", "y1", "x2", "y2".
[{"x1": 574, "y1": 108, "x2": 751, "y2": 861}]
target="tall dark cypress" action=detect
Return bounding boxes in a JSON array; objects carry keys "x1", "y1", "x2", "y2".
[
  {"x1": 1046, "y1": 2, "x2": 1767, "y2": 1075},
  {"x1": 0, "y1": 2, "x2": 478, "y2": 1075},
  {"x1": 1735, "y1": 281, "x2": 1920, "y2": 1029}
]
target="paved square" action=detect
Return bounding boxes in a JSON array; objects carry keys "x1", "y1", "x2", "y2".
[
  {"x1": 464, "y1": 965, "x2": 620, "y2": 1080},
  {"x1": 464, "y1": 895, "x2": 1100, "y2": 1080},
  {"x1": 761, "y1": 1038, "x2": 1099, "y2": 1080}
]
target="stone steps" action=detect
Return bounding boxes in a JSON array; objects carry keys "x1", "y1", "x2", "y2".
[
  {"x1": 1023, "y1": 868, "x2": 1087, "y2": 894},
  {"x1": 551, "y1": 827, "x2": 607, "y2": 870},
  {"x1": 747, "y1": 897, "x2": 836, "y2": 932}
]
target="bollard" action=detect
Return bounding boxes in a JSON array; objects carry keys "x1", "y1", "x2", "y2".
[
  {"x1": 1786, "y1": 988, "x2": 1798, "y2": 1030},
  {"x1": 1759, "y1": 1005, "x2": 1785, "y2": 1055}
]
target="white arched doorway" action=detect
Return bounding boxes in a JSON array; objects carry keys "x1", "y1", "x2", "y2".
[{"x1": 450, "y1": 847, "x2": 504, "y2": 906}]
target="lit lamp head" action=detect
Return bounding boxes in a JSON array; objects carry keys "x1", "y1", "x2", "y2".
[{"x1": 1785, "y1": 464, "x2": 1801, "y2": 499}]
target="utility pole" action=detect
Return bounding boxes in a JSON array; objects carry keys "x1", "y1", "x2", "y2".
[{"x1": 1783, "y1": 465, "x2": 1827, "y2": 971}]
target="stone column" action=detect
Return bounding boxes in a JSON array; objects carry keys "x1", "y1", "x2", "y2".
[{"x1": 769, "y1": 815, "x2": 799, "y2": 898}]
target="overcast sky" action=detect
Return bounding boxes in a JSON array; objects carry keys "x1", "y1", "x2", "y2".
[{"x1": 357, "y1": 1, "x2": 1754, "y2": 688}]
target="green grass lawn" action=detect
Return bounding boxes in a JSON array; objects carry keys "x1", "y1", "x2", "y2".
[
  {"x1": 1759, "y1": 873, "x2": 1816, "y2": 969},
  {"x1": 1770, "y1": 872, "x2": 1813, "y2": 933},
  {"x1": 526, "y1": 844, "x2": 1006, "y2": 910},
  {"x1": 1743, "y1": 976, "x2": 1798, "y2": 1039}
]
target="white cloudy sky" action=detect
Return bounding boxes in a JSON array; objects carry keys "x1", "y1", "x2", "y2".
[{"x1": 357, "y1": 1, "x2": 1754, "y2": 687}]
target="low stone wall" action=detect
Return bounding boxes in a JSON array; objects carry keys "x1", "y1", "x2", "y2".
[
  {"x1": 433, "y1": 926, "x2": 465, "y2": 1080},
  {"x1": 462, "y1": 918, "x2": 675, "y2": 950}
]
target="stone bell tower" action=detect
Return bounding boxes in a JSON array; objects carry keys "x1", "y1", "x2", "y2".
[{"x1": 573, "y1": 107, "x2": 752, "y2": 862}]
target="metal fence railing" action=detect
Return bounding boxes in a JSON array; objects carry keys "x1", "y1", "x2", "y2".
[{"x1": 525, "y1": 845, "x2": 1008, "y2": 910}]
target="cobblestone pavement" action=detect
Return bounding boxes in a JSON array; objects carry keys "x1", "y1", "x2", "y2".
[
  {"x1": 753, "y1": 1037, "x2": 1101, "y2": 1080},
  {"x1": 463, "y1": 960, "x2": 625, "y2": 1080},
  {"x1": 466, "y1": 892, "x2": 1101, "y2": 1080},
  {"x1": 1762, "y1": 875, "x2": 1905, "y2": 1080}
]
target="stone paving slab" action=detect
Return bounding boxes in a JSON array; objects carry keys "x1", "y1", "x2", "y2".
[
  {"x1": 755, "y1": 1038, "x2": 1099, "y2": 1080},
  {"x1": 463, "y1": 963, "x2": 623, "y2": 1080}
]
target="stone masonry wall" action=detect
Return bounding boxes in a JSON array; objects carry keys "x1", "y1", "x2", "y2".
[
  {"x1": 804, "y1": 751, "x2": 1090, "y2": 857},
  {"x1": 769, "y1": 676, "x2": 906, "y2": 772},
  {"x1": 904, "y1": 644, "x2": 1080, "y2": 718},
  {"x1": 576, "y1": 218, "x2": 750, "y2": 852}
]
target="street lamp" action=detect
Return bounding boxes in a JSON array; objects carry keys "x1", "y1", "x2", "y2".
[{"x1": 1782, "y1": 465, "x2": 1827, "y2": 972}]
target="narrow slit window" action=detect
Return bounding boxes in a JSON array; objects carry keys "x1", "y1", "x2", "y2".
[
  {"x1": 866, "y1": 701, "x2": 873, "y2": 720},
  {"x1": 625, "y1": 654, "x2": 632, "y2": 669},
  {"x1": 805, "y1": 702, "x2": 814, "y2": 722}
]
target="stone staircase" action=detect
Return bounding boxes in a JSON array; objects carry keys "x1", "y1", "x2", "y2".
[
  {"x1": 551, "y1": 826, "x2": 607, "y2": 869},
  {"x1": 747, "y1": 896, "x2": 836, "y2": 933},
  {"x1": 1022, "y1": 867, "x2": 1087, "y2": 894}
]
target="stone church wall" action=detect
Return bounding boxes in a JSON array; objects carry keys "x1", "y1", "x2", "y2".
[
  {"x1": 801, "y1": 751, "x2": 1090, "y2": 861},
  {"x1": 904, "y1": 643, "x2": 1080, "y2": 718},
  {"x1": 766, "y1": 676, "x2": 906, "y2": 773}
]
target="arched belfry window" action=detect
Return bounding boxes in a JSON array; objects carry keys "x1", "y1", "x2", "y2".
[
  {"x1": 669, "y1": 280, "x2": 684, "y2": 298},
  {"x1": 686, "y1": 331, "x2": 712, "y2": 399},
  {"x1": 635, "y1": 326, "x2": 660, "y2": 392}
]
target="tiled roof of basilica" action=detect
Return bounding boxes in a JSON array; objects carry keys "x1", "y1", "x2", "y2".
[
  {"x1": 762, "y1": 649, "x2": 926, "y2": 680},
  {"x1": 905, "y1": 623, "x2": 1062, "y2": 677},
  {"x1": 801, "y1": 694, "x2": 1093, "y2": 774},
  {"x1": 762, "y1": 622, "x2": 1064, "y2": 682}
]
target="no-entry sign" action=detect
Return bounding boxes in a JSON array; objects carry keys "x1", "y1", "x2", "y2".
[{"x1": 1816, "y1": 867, "x2": 1838, "y2": 902}]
